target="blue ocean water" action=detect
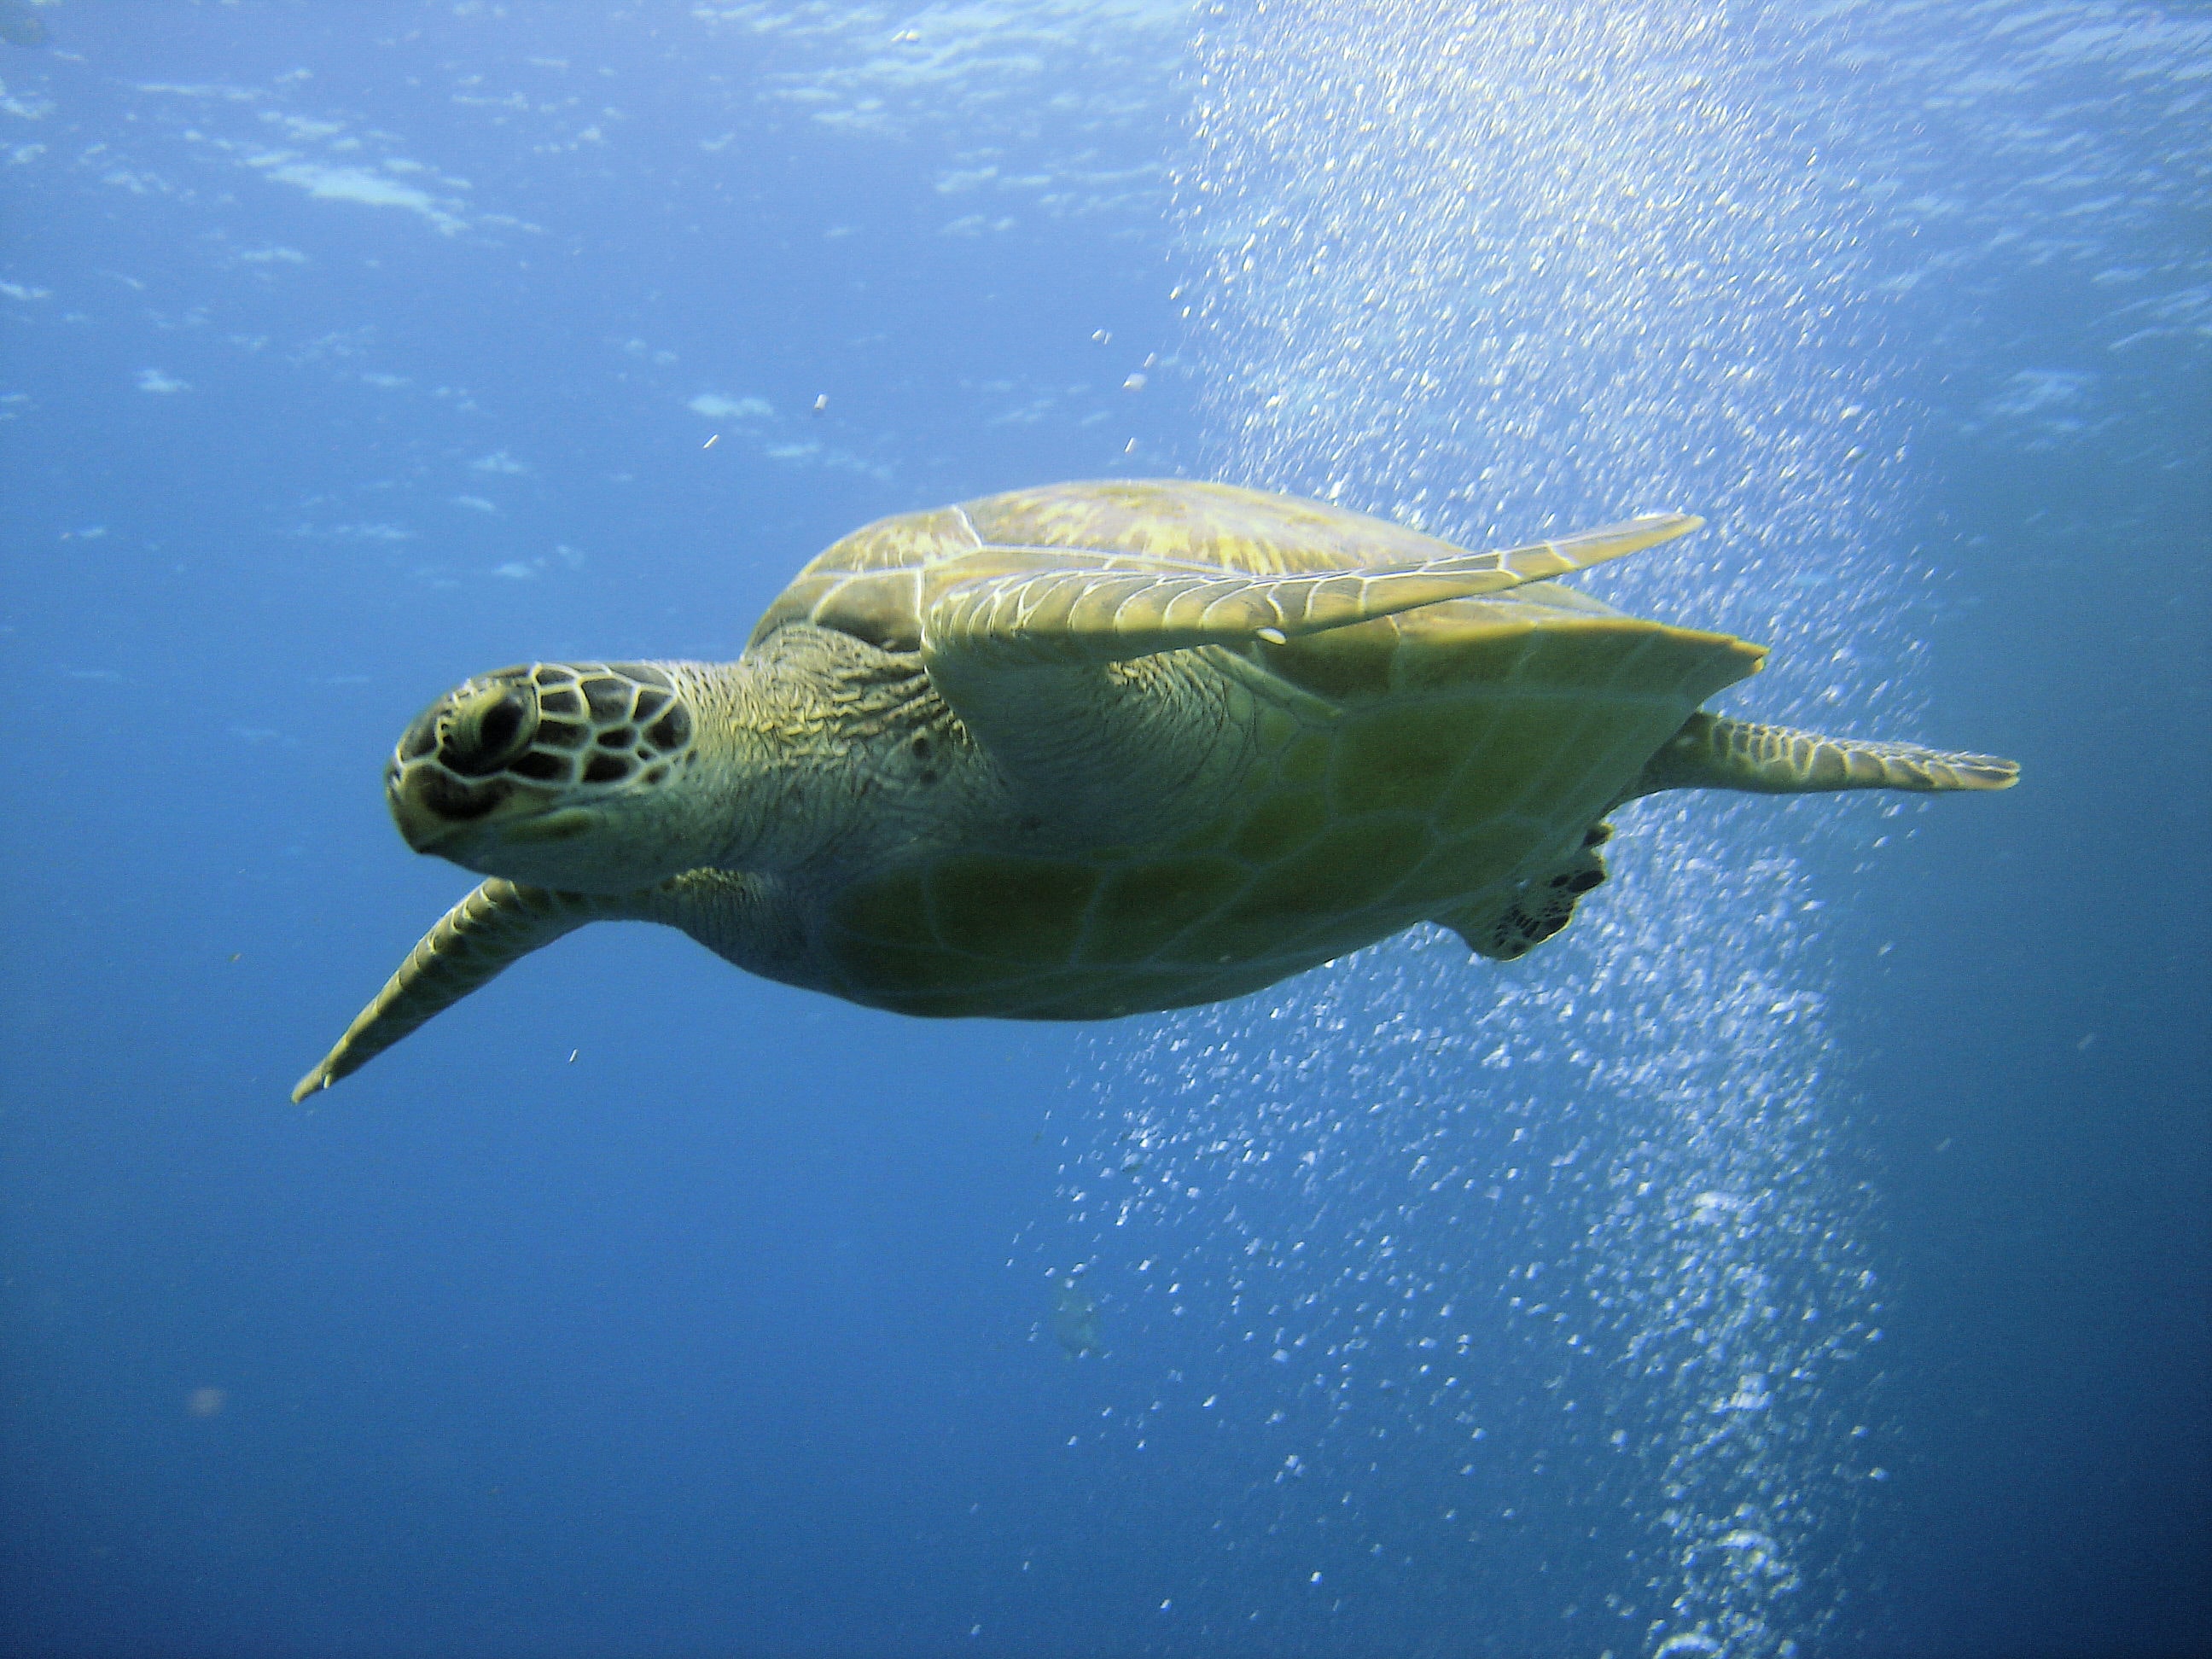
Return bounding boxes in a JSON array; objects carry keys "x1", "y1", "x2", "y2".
[{"x1": 1, "y1": 3, "x2": 2204, "y2": 1656}]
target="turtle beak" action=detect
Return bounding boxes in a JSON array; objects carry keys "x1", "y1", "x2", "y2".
[{"x1": 385, "y1": 759, "x2": 511, "y2": 853}]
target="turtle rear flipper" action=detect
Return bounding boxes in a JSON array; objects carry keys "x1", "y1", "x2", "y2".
[
  {"x1": 1435, "y1": 824, "x2": 1611, "y2": 963},
  {"x1": 1627, "y1": 712, "x2": 2020, "y2": 799}
]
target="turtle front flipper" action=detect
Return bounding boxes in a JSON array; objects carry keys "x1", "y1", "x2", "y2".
[
  {"x1": 921, "y1": 512, "x2": 1703, "y2": 669},
  {"x1": 1627, "y1": 712, "x2": 2020, "y2": 799},
  {"x1": 291, "y1": 881, "x2": 613, "y2": 1101},
  {"x1": 918, "y1": 515, "x2": 1703, "y2": 833}
]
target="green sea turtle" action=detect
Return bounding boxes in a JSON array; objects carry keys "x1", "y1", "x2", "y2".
[{"x1": 293, "y1": 480, "x2": 2016, "y2": 1101}]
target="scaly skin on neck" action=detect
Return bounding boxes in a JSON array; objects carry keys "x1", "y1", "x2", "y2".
[
  {"x1": 612, "y1": 627, "x2": 981, "y2": 993},
  {"x1": 673, "y1": 626, "x2": 958, "y2": 882}
]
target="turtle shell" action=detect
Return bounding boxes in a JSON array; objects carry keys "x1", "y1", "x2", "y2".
[
  {"x1": 742, "y1": 480, "x2": 1764, "y2": 1019},
  {"x1": 747, "y1": 479, "x2": 1569, "y2": 655}
]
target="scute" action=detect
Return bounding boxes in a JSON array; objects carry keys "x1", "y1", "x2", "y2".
[
  {"x1": 962, "y1": 479, "x2": 1474, "y2": 575},
  {"x1": 1222, "y1": 816, "x2": 1435, "y2": 928},
  {"x1": 744, "y1": 507, "x2": 964, "y2": 650},
  {"x1": 1086, "y1": 855, "x2": 1251, "y2": 963},
  {"x1": 745, "y1": 479, "x2": 1567, "y2": 656},
  {"x1": 928, "y1": 856, "x2": 1097, "y2": 963}
]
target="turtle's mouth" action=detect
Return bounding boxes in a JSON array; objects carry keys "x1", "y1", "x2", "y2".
[
  {"x1": 387, "y1": 766, "x2": 522, "y2": 851},
  {"x1": 386, "y1": 766, "x2": 597, "y2": 859}
]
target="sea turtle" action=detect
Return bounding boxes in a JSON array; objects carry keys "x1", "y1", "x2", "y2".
[{"x1": 293, "y1": 480, "x2": 2016, "y2": 1100}]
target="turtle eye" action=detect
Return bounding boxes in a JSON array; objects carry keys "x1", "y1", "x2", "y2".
[{"x1": 439, "y1": 682, "x2": 539, "y2": 777}]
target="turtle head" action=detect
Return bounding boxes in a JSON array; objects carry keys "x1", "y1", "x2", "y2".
[{"x1": 386, "y1": 661, "x2": 718, "y2": 893}]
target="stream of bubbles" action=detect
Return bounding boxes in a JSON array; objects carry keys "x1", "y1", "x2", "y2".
[{"x1": 1045, "y1": 4, "x2": 1938, "y2": 1653}]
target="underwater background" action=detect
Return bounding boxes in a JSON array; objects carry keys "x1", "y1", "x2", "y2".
[{"x1": 1, "y1": 3, "x2": 2204, "y2": 1656}]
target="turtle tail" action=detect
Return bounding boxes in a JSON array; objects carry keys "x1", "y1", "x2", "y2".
[{"x1": 1626, "y1": 712, "x2": 2019, "y2": 799}]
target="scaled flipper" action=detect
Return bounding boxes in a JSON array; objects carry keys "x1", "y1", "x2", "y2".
[
  {"x1": 922, "y1": 513, "x2": 1703, "y2": 669},
  {"x1": 1628, "y1": 712, "x2": 2020, "y2": 799},
  {"x1": 1434, "y1": 824, "x2": 1614, "y2": 962},
  {"x1": 292, "y1": 881, "x2": 612, "y2": 1101}
]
